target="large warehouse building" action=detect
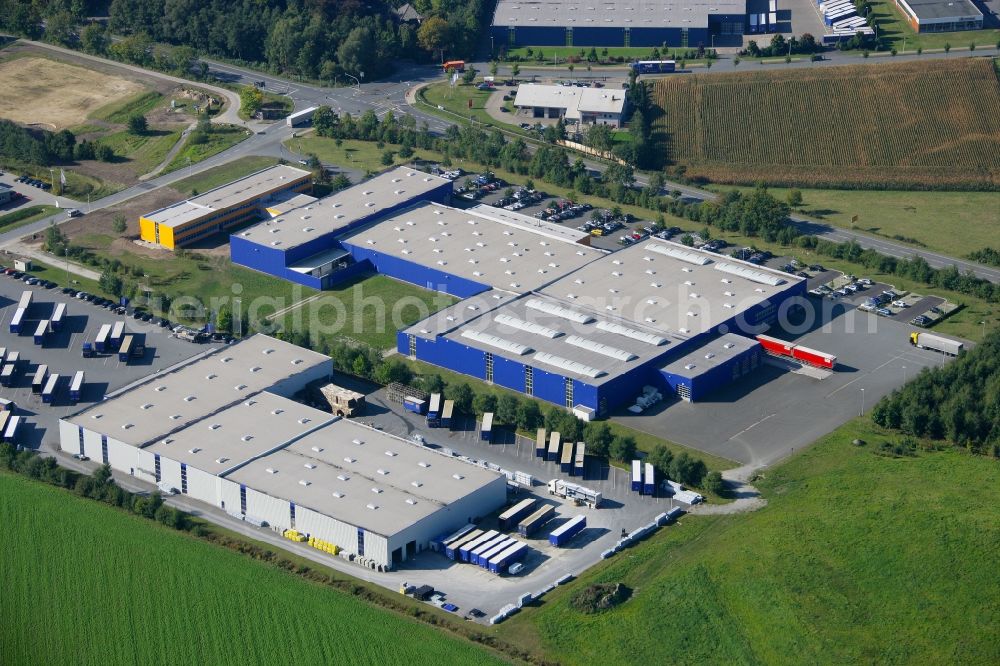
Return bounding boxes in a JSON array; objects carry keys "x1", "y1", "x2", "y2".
[
  {"x1": 139, "y1": 165, "x2": 312, "y2": 249},
  {"x1": 491, "y1": 0, "x2": 751, "y2": 48},
  {"x1": 891, "y1": 0, "x2": 982, "y2": 32},
  {"x1": 59, "y1": 335, "x2": 506, "y2": 569}
]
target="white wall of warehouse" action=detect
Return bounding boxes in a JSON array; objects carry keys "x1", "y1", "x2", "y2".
[
  {"x1": 186, "y1": 465, "x2": 220, "y2": 507},
  {"x1": 244, "y1": 487, "x2": 291, "y2": 529},
  {"x1": 295, "y1": 504, "x2": 388, "y2": 565},
  {"x1": 219, "y1": 477, "x2": 242, "y2": 515},
  {"x1": 158, "y1": 456, "x2": 183, "y2": 492}
]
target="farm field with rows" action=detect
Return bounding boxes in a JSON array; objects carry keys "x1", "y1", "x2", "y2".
[
  {"x1": 652, "y1": 58, "x2": 1000, "y2": 189},
  {"x1": 0, "y1": 472, "x2": 502, "y2": 665}
]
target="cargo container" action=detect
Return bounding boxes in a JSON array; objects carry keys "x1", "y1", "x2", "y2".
[
  {"x1": 488, "y1": 541, "x2": 528, "y2": 574},
  {"x1": 0, "y1": 364, "x2": 14, "y2": 387},
  {"x1": 560, "y1": 439, "x2": 574, "y2": 473},
  {"x1": 547, "y1": 431, "x2": 561, "y2": 462},
  {"x1": 445, "y1": 529, "x2": 483, "y2": 560},
  {"x1": 477, "y1": 537, "x2": 516, "y2": 566},
  {"x1": 33, "y1": 319, "x2": 50, "y2": 345},
  {"x1": 286, "y1": 106, "x2": 318, "y2": 127},
  {"x1": 791, "y1": 345, "x2": 837, "y2": 370},
  {"x1": 644, "y1": 462, "x2": 655, "y2": 496},
  {"x1": 426, "y1": 392, "x2": 442, "y2": 426},
  {"x1": 535, "y1": 428, "x2": 547, "y2": 458},
  {"x1": 9, "y1": 307, "x2": 25, "y2": 334},
  {"x1": 631, "y1": 460, "x2": 643, "y2": 492},
  {"x1": 498, "y1": 498, "x2": 536, "y2": 531},
  {"x1": 0, "y1": 347, "x2": 5, "y2": 363},
  {"x1": 94, "y1": 324, "x2": 112, "y2": 353},
  {"x1": 909, "y1": 332, "x2": 963, "y2": 357},
  {"x1": 549, "y1": 515, "x2": 586, "y2": 547},
  {"x1": 435, "y1": 523, "x2": 475, "y2": 550},
  {"x1": 442, "y1": 60, "x2": 466, "y2": 72},
  {"x1": 18, "y1": 291, "x2": 31, "y2": 310},
  {"x1": 3, "y1": 414, "x2": 21, "y2": 443},
  {"x1": 548, "y1": 478, "x2": 602, "y2": 508},
  {"x1": 460, "y1": 530, "x2": 500, "y2": 562},
  {"x1": 50, "y1": 302, "x2": 66, "y2": 331},
  {"x1": 69, "y1": 370, "x2": 84, "y2": 403},
  {"x1": 42, "y1": 373, "x2": 60, "y2": 404},
  {"x1": 110, "y1": 321, "x2": 125, "y2": 350},
  {"x1": 480, "y1": 412, "x2": 493, "y2": 441},
  {"x1": 403, "y1": 395, "x2": 427, "y2": 414},
  {"x1": 6, "y1": 351, "x2": 18, "y2": 365},
  {"x1": 0, "y1": 398, "x2": 12, "y2": 412},
  {"x1": 0, "y1": 412, "x2": 10, "y2": 441},
  {"x1": 518, "y1": 505, "x2": 555, "y2": 537},
  {"x1": 573, "y1": 442, "x2": 586, "y2": 477},
  {"x1": 31, "y1": 364, "x2": 48, "y2": 394},
  {"x1": 440, "y1": 399, "x2": 454, "y2": 428},
  {"x1": 119, "y1": 333, "x2": 145, "y2": 362}
]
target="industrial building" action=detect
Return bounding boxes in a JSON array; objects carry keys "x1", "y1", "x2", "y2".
[
  {"x1": 230, "y1": 167, "x2": 453, "y2": 289},
  {"x1": 399, "y1": 240, "x2": 804, "y2": 414},
  {"x1": 513, "y1": 84, "x2": 628, "y2": 127},
  {"x1": 658, "y1": 332, "x2": 762, "y2": 401},
  {"x1": 58, "y1": 334, "x2": 506, "y2": 568},
  {"x1": 891, "y1": 0, "x2": 982, "y2": 31},
  {"x1": 139, "y1": 164, "x2": 312, "y2": 249},
  {"x1": 491, "y1": 0, "x2": 751, "y2": 49}
]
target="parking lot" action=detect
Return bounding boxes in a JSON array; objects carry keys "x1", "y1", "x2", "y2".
[
  {"x1": 0, "y1": 275, "x2": 212, "y2": 450},
  {"x1": 0, "y1": 171, "x2": 63, "y2": 216}
]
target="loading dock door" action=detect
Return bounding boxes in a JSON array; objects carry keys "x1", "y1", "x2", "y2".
[
  {"x1": 406, "y1": 540, "x2": 416, "y2": 558},
  {"x1": 392, "y1": 547, "x2": 403, "y2": 565}
]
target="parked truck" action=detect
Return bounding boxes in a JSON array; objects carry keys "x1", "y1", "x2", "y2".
[
  {"x1": 909, "y1": 332, "x2": 963, "y2": 356},
  {"x1": 535, "y1": 428, "x2": 547, "y2": 458},
  {"x1": 560, "y1": 439, "x2": 574, "y2": 474},
  {"x1": 94, "y1": 324, "x2": 112, "y2": 353},
  {"x1": 518, "y1": 505, "x2": 555, "y2": 537},
  {"x1": 51, "y1": 302, "x2": 66, "y2": 331},
  {"x1": 69, "y1": 370, "x2": 84, "y2": 403},
  {"x1": 403, "y1": 395, "x2": 427, "y2": 415},
  {"x1": 426, "y1": 393, "x2": 442, "y2": 427},
  {"x1": 41, "y1": 373, "x2": 60, "y2": 404},
  {"x1": 549, "y1": 515, "x2": 586, "y2": 547},
  {"x1": 9, "y1": 307, "x2": 25, "y2": 334},
  {"x1": 33, "y1": 319, "x2": 51, "y2": 345},
  {"x1": 498, "y1": 498, "x2": 536, "y2": 531},
  {"x1": 31, "y1": 364, "x2": 48, "y2": 394},
  {"x1": 548, "y1": 478, "x2": 603, "y2": 508},
  {"x1": 480, "y1": 412, "x2": 493, "y2": 441},
  {"x1": 631, "y1": 460, "x2": 643, "y2": 492}
]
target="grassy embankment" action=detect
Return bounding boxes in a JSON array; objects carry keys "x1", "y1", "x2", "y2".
[
  {"x1": 0, "y1": 205, "x2": 60, "y2": 232},
  {"x1": 499, "y1": 417, "x2": 1000, "y2": 664}
]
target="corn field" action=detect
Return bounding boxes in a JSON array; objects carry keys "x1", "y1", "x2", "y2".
[
  {"x1": 0, "y1": 473, "x2": 502, "y2": 666},
  {"x1": 653, "y1": 59, "x2": 1000, "y2": 189}
]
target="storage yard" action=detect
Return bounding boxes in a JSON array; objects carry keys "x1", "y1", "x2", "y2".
[{"x1": 651, "y1": 58, "x2": 1000, "y2": 189}]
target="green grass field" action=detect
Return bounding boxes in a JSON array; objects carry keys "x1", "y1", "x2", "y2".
[
  {"x1": 287, "y1": 136, "x2": 426, "y2": 173},
  {"x1": 89, "y1": 90, "x2": 164, "y2": 124},
  {"x1": 417, "y1": 82, "x2": 529, "y2": 136},
  {"x1": 499, "y1": 418, "x2": 1000, "y2": 664},
  {"x1": 0, "y1": 471, "x2": 502, "y2": 666},
  {"x1": 0, "y1": 204, "x2": 59, "y2": 232},
  {"x1": 714, "y1": 185, "x2": 1000, "y2": 259},
  {"x1": 96, "y1": 127, "x2": 185, "y2": 175},
  {"x1": 278, "y1": 272, "x2": 457, "y2": 349},
  {"x1": 171, "y1": 155, "x2": 280, "y2": 195},
  {"x1": 163, "y1": 125, "x2": 250, "y2": 174}
]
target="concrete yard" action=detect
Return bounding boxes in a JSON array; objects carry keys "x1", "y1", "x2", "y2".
[{"x1": 0, "y1": 276, "x2": 215, "y2": 450}]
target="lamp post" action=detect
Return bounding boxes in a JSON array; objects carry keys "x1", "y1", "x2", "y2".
[
  {"x1": 859, "y1": 388, "x2": 865, "y2": 417},
  {"x1": 981, "y1": 320, "x2": 987, "y2": 339},
  {"x1": 902, "y1": 365, "x2": 907, "y2": 383}
]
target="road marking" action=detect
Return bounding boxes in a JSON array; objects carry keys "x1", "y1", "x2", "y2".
[{"x1": 728, "y1": 412, "x2": 777, "y2": 440}]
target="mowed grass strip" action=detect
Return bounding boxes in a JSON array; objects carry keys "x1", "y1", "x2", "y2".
[
  {"x1": 90, "y1": 90, "x2": 164, "y2": 124},
  {"x1": 0, "y1": 472, "x2": 504, "y2": 666},
  {"x1": 171, "y1": 155, "x2": 279, "y2": 194},
  {"x1": 654, "y1": 58, "x2": 1000, "y2": 188},
  {"x1": 499, "y1": 419, "x2": 1000, "y2": 664}
]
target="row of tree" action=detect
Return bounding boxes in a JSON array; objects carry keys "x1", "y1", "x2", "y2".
[
  {"x1": 0, "y1": 119, "x2": 77, "y2": 166},
  {"x1": 968, "y1": 247, "x2": 1000, "y2": 267},
  {"x1": 0, "y1": 0, "x2": 490, "y2": 82},
  {"x1": 871, "y1": 330, "x2": 1000, "y2": 455}
]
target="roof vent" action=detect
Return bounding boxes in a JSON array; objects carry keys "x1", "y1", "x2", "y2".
[
  {"x1": 189, "y1": 447, "x2": 201, "y2": 454},
  {"x1": 216, "y1": 457, "x2": 228, "y2": 464},
  {"x1": 184, "y1": 395, "x2": 196, "y2": 402},
  {"x1": 170, "y1": 414, "x2": 181, "y2": 420},
  {"x1": 418, "y1": 461, "x2": 430, "y2": 468},
  {"x1": 298, "y1": 418, "x2": 310, "y2": 425},
  {"x1": 337, "y1": 474, "x2": 349, "y2": 481},
  {"x1": 411, "y1": 481, "x2": 423, "y2": 488},
  {"x1": 221, "y1": 356, "x2": 233, "y2": 363},
  {"x1": 371, "y1": 487, "x2": 383, "y2": 494},
  {"x1": 304, "y1": 463, "x2": 316, "y2": 470},
  {"x1": 332, "y1": 492, "x2": 344, "y2": 498},
  {"x1": 453, "y1": 474, "x2": 464, "y2": 480},
  {"x1": 265, "y1": 467, "x2": 276, "y2": 474},
  {"x1": 685, "y1": 364, "x2": 696, "y2": 370},
  {"x1": 122, "y1": 423, "x2": 133, "y2": 430},
  {"x1": 352, "y1": 438, "x2": 363, "y2": 445},
  {"x1": 344, "y1": 457, "x2": 355, "y2": 463},
  {"x1": 141, "y1": 403, "x2": 153, "y2": 410},
  {"x1": 377, "y1": 469, "x2": 388, "y2": 475},
  {"x1": 406, "y1": 499, "x2": 418, "y2": 505},
  {"x1": 299, "y1": 480, "x2": 311, "y2": 487},
  {"x1": 724, "y1": 343, "x2": 735, "y2": 349},
  {"x1": 235, "y1": 384, "x2": 247, "y2": 391},
  {"x1": 385, "y1": 450, "x2": 397, "y2": 457},
  {"x1": 262, "y1": 348, "x2": 275, "y2": 355},
  {"x1": 272, "y1": 408, "x2": 284, "y2": 415},
  {"x1": 208, "y1": 423, "x2": 221, "y2": 430},
  {"x1": 366, "y1": 503, "x2": 378, "y2": 510},
  {"x1": 155, "y1": 386, "x2": 166, "y2": 392},
  {"x1": 241, "y1": 435, "x2": 253, "y2": 442}
]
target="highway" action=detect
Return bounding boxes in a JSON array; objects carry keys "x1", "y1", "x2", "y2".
[{"x1": 2, "y1": 42, "x2": 996, "y2": 284}]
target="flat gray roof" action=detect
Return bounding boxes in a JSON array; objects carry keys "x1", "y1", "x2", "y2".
[
  {"x1": 143, "y1": 392, "x2": 336, "y2": 476},
  {"x1": 405, "y1": 290, "x2": 673, "y2": 384},
  {"x1": 144, "y1": 165, "x2": 312, "y2": 228},
  {"x1": 341, "y1": 202, "x2": 602, "y2": 293},
  {"x1": 660, "y1": 332, "x2": 759, "y2": 379},
  {"x1": 898, "y1": 0, "x2": 981, "y2": 20},
  {"x1": 66, "y1": 335, "x2": 329, "y2": 447},
  {"x1": 513, "y1": 84, "x2": 627, "y2": 117},
  {"x1": 492, "y1": 0, "x2": 747, "y2": 29},
  {"x1": 235, "y1": 167, "x2": 452, "y2": 251},
  {"x1": 538, "y1": 240, "x2": 803, "y2": 339},
  {"x1": 227, "y1": 419, "x2": 504, "y2": 537}
]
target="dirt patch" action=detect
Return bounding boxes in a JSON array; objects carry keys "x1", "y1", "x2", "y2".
[{"x1": 0, "y1": 56, "x2": 146, "y2": 130}]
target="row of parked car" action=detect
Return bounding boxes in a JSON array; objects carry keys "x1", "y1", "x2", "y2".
[
  {"x1": 14, "y1": 175, "x2": 51, "y2": 190},
  {"x1": 491, "y1": 187, "x2": 543, "y2": 211},
  {"x1": 533, "y1": 200, "x2": 591, "y2": 223},
  {"x1": 2, "y1": 267, "x2": 58, "y2": 288}
]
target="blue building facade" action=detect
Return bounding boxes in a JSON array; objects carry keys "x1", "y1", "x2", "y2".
[
  {"x1": 659, "y1": 336, "x2": 763, "y2": 402},
  {"x1": 492, "y1": 15, "x2": 745, "y2": 49}
]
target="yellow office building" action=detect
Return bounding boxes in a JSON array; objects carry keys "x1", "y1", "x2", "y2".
[{"x1": 139, "y1": 165, "x2": 312, "y2": 249}]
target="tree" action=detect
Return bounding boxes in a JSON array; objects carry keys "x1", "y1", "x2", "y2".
[
  {"x1": 127, "y1": 114, "x2": 148, "y2": 134},
  {"x1": 95, "y1": 144, "x2": 115, "y2": 162},
  {"x1": 609, "y1": 434, "x2": 637, "y2": 462},
  {"x1": 585, "y1": 123, "x2": 614, "y2": 152},
  {"x1": 99, "y1": 267, "x2": 124, "y2": 297},
  {"x1": 511, "y1": 63, "x2": 520, "y2": 78},
  {"x1": 495, "y1": 394, "x2": 520, "y2": 425},
  {"x1": 446, "y1": 383, "x2": 474, "y2": 414},
  {"x1": 216, "y1": 305, "x2": 233, "y2": 334},
  {"x1": 516, "y1": 399, "x2": 542, "y2": 430},
  {"x1": 786, "y1": 189, "x2": 803, "y2": 208},
  {"x1": 112, "y1": 214, "x2": 127, "y2": 234},
  {"x1": 680, "y1": 233, "x2": 694, "y2": 247},
  {"x1": 472, "y1": 392, "x2": 497, "y2": 416},
  {"x1": 44, "y1": 222, "x2": 67, "y2": 254},
  {"x1": 380, "y1": 150, "x2": 395, "y2": 166},
  {"x1": 648, "y1": 444, "x2": 674, "y2": 478},
  {"x1": 584, "y1": 422, "x2": 612, "y2": 458},
  {"x1": 45, "y1": 11, "x2": 77, "y2": 46},
  {"x1": 489, "y1": 61, "x2": 499, "y2": 78},
  {"x1": 417, "y1": 17, "x2": 451, "y2": 63},
  {"x1": 80, "y1": 22, "x2": 108, "y2": 54},
  {"x1": 702, "y1": 470, "x2": 725, "y2": 495},
  {"x1": 461, "y1": 67, "x2": 477, "y2": 85},
  {"x1": 239, "y1": 86, "x2": 264, "y2": 118}
]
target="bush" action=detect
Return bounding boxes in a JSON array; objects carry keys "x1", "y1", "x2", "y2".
[{"x1": 569, "y1": 583, "x2": 631, "y2": 614}]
